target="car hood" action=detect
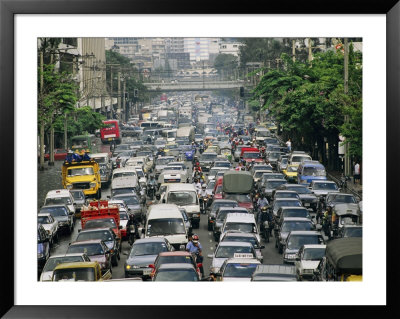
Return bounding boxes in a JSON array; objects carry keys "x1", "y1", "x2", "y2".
[
  {"x1": 127, "y1": 204, "x2": 141, "y2": 211},
  {"x1": 299, "y1": 194, "x2": 317, "y2": 201},
  {"x1": 155, "y1": 165, "x2": 167, "y2": 171},
  {"x1": 53, "y1": 216, "x2": 68, "y2": 222},
  {"x1": 299, "y1": 260, "x2": 320, "y2": 270},
  {"x1": 88, "y1": 255, "x2": 106, "y2": 263},
  {"x1": 41, "y1": 224, "x2": 53, "y2": 232},
  {"x1": 126, "y1": 255, "x2": 158, "y2": 267},
  {"x1": 212, "y1": 257, "x2": 227, "y2": 270},
  {"x1": 279, "y1": 232, "x2": 289, "y2": 242}
]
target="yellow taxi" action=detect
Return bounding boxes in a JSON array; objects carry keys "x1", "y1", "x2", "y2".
[{"x1": 282, "y1": 164, "x2": 299, "y2": 183}]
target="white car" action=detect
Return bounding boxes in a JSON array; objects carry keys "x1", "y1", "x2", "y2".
[
  {"x1": 38, "y1": 213, "x2": 59, "y2": 245},
  {"x1": 294, "y1": 244, "x2": 326, "y2": 281},
  {"x1": 44, "y1": 189, "x2": 76, "y2": 217},
  {"x1": 39, "y1": 253, "x2": 91, "y2": 281}
]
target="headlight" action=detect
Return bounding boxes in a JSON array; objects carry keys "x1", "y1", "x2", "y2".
[
  {"x1": 66, "y1": 184, "x2": 73, "y2": 190},
  {"x1": 90, "y1": 182, "x2": 97, "y2": 188},
  {"x1": 126, "y1": 265, "x2": 131, "y2": 270}
]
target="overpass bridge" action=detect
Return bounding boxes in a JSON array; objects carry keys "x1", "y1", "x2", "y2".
[{"x1": 143, "y1": 80, "x2": 253, "y2": 92}]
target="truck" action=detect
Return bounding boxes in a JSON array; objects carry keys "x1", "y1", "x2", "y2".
[
  {"x1": 222, "y1": 171, "x2": 254, "y2": 211},
  {"x1": 240, "y1": 147, "x2": 263, "y2": 163},
  {"x1": 62, "y1": 159, "x2": 102, "y2": 199},
  {"x1": 100, "y1": 120, "x2": 121, "y2": 145},
  {"x1": 80, "y1": 200, "x2": 122, "y2": 240},
  {"x1": 176, "y1": 126, "x2": 195, "y2": 143},
  {"x1": 52, "y1": 262, "x2": 112, "y2": 281},
  {"x1": 70, "y1": 134, "x2": 99, "y2": 154}
]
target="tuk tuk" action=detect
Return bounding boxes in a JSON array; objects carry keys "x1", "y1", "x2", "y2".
[
  {"x1": 314, "y1": 237, "x2": 362, "y2": 281},
  {"x1": 332, "y1": 203, "x2": 361, "y2": 238},
  {"x1": 220, "y1": 147, "x2": 232, "y2": 162}
]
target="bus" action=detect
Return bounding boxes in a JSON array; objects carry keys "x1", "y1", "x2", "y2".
[
  {"x1": 100, "y1": 120, "x2": 121, "y2": 144},
  {"x1": 70, "y1": 134, "x2": 99, "y2": 154}
]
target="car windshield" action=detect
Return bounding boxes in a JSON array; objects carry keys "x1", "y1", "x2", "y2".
[
  {"x1": 328, "y1": 194, "x2": 356, "y2": 203},
  {"x1": 302, "y1": 248, "x2": 326, "y2": 260},
  {"x1": 281, "y1": 158, "x2": 288, "y2": 164},
  {"x1": 223, "y1": 263, "x2": 258, "y2": 278},
  {"x1": 67, "y1": 243, "x2": 104, "y2": 256},
  {"x1": 147, "y1": 218, "x2": 186, "y2": 236},
  {"x1": 40, "y1": 206, "x2": 68, "y2": 217},
  {"x1": 287, "y1": 166, "x2": 298, "y2": 173},
  {"x1": 281, "y1": 221, "x2": 313, "y2": 232},
  {"x1": 343, "y1": 227, "x2": 362, "y2": 237},
  {"x1": 292, "y1": 156, "x2": 312, "y2": 163},
  {"x1": 155, "y1": 269, "x2": 198, "y2": 281},
  {"x1": 156, "y1": 158, "x2": 173, "y2": 165},
  {"x1": 115, "y1": 195, "x2": 139, "y2": 206},
  {"x1": 43, "y1": 256, "x2": 85, "y2": 272},
  {"x1": 287, "y1": 235, "x2": 321, "y2": 250},
  {"x1": 53, "y1": 268, "x2": 95, "y2": 281},
  {"x1": 113, "y1": 172, "x2": 136, "y2": 178},
  {"x1": 201, "y1": 153, "x2": 217, "y2": 160},
  {"x1": 265, "y1": 180, "x2": 287, "y2": 189},
  {"x1": 215, "y1": 245, "x2": 254, "y2": 258},
  {"x1": 38, "y1": 216, "x2": 51, "y2": 224},
  {"x1": 129, "y1": 242, "x2": 168, "y2": 257},
  {"x1": 224, "y1": 193, "x2": 251, "y2": 203},
  {"x1": 207, "y1": 181, "x2": 216, "y2": 190},
  {"x1": 276, "y1": 193, "x2": 299, "y2": 199},
  {"x1": 302, "y1": 167, "x2": 325, "y2": 176},
  {"x1": 282, "y1": 210, "x2": 309, "y2": 218},
  {"x1": 341, "y1": 216, "x2": 359, "y2": 225},
  {"x1": 156, "y1": 256, "x2": 193, "y2": 267},
  {"x1": 76, "y1": 230, "x2": 114, "y2": 242},
  {"x1": 45, "y1": 197, "x2": 72, "y2": 206},
  {"x1": 225, "y1": 222, "x2": 256, "y2": 233},
  {"x1": 269, "y1": 152, "x2": 281, "y2": 159},
  {"x1": 212, "y1": 202, "x2": 238, "y2": 214},
  {"x1": 68, "y1": 167, "x2": 94, "y2": 176},
  {"x1": 92, "y1": 157, "x2": 106, "y2": 164},
  {"x1": 274, "y1": 201, "x2": 302, "y2": 210},
  {"x1": 135, "y1": 170, "x2": 144, "y2": 177},
  {"x1": 313, "y1": 182, "x2": 338, "y2": 190},
  {"x1": 84, "y1": 218, "x2": 116, "y2": 229},
  {"x1": 244, "y1": 152, "x2": 260, "y2": 159},
  {"x1": 222, "y1": 236, "x2": 259, "y2": 248},
  {"x1": 71, "y1": 191, "x2": 85, "y2": 200},
  {"x1": 120, "y1": 212, "x2": 129, "y2": 220},
  {"x1": 111, "y1": 188, "x2": 136, "y2": 196},
  {"x1": 255, "y1": 166, "x2": 272, "y2": 172},
  {"x1": 289, "y1": 187, "x2": 312, "y2": 194},
  {"x1": 167, "y1": 191, "x2": 198, "y2": 205},
  {"x1": 215, "y1": 162, "x2": 230, "y2": 168},
  {"x1": 257, "y1": 131, "x2": 269, "y2": 137}
]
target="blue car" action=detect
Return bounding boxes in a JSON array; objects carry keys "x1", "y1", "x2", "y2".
[{"x1": 185, "y1": 149, "x2": 196, "y2": 161}]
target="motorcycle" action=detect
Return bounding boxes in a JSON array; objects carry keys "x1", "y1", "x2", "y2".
[
  {"x1": 199, "y1": 145, "x2": 204, "y2": 154},
  {"x1": 147, "y1": 184, "x2": 156, "y2": 200},
  {"x1": 199, "y1": 196, "x2": 209, "y2": 214},
  {"x1": 339, "y1": 175, "x2": 350, "y2": 190},
  {"x1": 128, "y1": 224, "x2": 136, "y2": 246}
]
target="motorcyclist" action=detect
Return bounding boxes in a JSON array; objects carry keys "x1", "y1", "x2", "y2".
[
  {"x1": 257, "y1": 206, "x2": 273, "y2": 241},
  {"x1": 199, "y1": 184, "x2": 208, "y2": 214},
  {"x1": 322, "y1": 206, "x2": 334, "y2": 240},
  {"x1": 147, "y1": 176, "x2": 157, "y2": 198},
  {"x1": 193, "y1": 178, "x2": 202, "y2": 194},
  {"x1": 156, "y1": 148, "x2": 165, "y2": 157},
  {"x1": 126, "y1": 214, "x2": 139, "y2": 245},
  {"x1": 186, "y1": 234, "x2": 204, "y2": 277},
  {"x1": 257, "y1": 193, "x2": 269, "y2": 211}
]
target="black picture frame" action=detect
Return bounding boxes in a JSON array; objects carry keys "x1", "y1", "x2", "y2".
[{"x1": 1, "y1": 0, "x2": 398, "y2": 317}]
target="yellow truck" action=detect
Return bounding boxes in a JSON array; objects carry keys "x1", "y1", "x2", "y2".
[
  {"x1": 62, "y1": 159, "x2": 101, "y2": 199},
  {"x1": 52, "y1": 262, "x2": 112, "y2": 281}
]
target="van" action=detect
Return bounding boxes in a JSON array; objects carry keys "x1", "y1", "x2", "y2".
[
  {"x1": 90, "y1": 153, "x2": 112, "y2": 186},
  {"x1": 162, "y1": 184, "x2": 201, "y2": 229},
  {"x1": 288, "y1": 152, "x2": 312, "y2": 166},
  {"x1": 144, "y1": 204, "x2": 188, "y2": 250},
  {"x1": 220, "y1": 213, "x2": 260, "y2": 243},
  {"x1": 297, "y1": 160, "x2": 327, "y2": 185}
]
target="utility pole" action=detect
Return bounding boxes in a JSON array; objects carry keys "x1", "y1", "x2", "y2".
[
  {"x1": 117, "y1": 71, "x2": 121, "y2": 122},
  {"x1": 123, "y1": 78, "x2": 126, "y2": 123},
  {"x1": 308, "y1": 38, "x2": 313, "y2": 62},
  {"x1": 39, "y1": 51, "x2": 45, "y2": 170},
  {"x1": 292, "y1": 39, "x2": 296, "y2": 62},
  {"x1": 343, "y1": 38, "x2": 351, "y2": 176},
  {"x1": 110, "y1": 66, "x2": 113, "y2": 119},
  {"x1": 49, "y1": 52, "x2": 55, "y2": 166}
]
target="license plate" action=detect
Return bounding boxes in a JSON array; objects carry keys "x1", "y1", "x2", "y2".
[
  {"x1": 304, "y1": 203, "x2": 310, "y2": 207},
  {"x1": 108, "y1": 138, "x2": 112, "y2": 141},
  {"x1": 143, "y1": 269, "x2": 152, "y2": 275}
]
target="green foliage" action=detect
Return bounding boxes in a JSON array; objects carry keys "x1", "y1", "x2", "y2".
[
  {"x1": 214, "y1": 54, "x2": 238, "y2": 72},
  {"x1": 252, "y1": 45, "x2": 362, "y2": 159}
]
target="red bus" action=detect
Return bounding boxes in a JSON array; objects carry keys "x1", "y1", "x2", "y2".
[{"x1": 100, "y1": 120, "x2": 121, "y2": 144}]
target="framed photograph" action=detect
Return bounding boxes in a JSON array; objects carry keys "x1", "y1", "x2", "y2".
[{"x1": 1, "y1": 0, "x2": 397, "y2": 317}]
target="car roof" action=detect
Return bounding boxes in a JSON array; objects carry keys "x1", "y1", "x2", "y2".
[
  {"x1": 69, "y1": 239, "x2": 104, "y2": 245},
  {"x1": 90, "y1": 153, "x2": 109, "y2": 158},
  {"x1": 282, "y1": 217, "x2": 312, "y2": 222},
  {"x1": 53, "y1": 262, "x2": 98, "y2": 270},
  {"x1": 312, "y1": 180, "x2": 336, "y2": 184},
  {"x1": 133, "y1": 237, "x2": 167, "y2": 244},
  {"x1": 274, "y1": 190, "x2": 298, "y2": 194},
  {"x1": 225, "y1": 258, "x2": 260, "y2": 264},
  {"x1": 41, "y1": 204, "x2": 69, "y2": 209},
  {"x1": 212, "y1": 199, "x2": 238, "y2": 204},
  {"x1": 218, "y1": 207, "x2": 248, "y2": 212},
  {"x1": 45, "y1": 189, "x2": 71, "y2": 197},
  {"x1": 222, "y1": 232, "x2": 257, "y2": 239},
  {"x1": 280, "y1": 206, "x2": 308, "y2": 211},
  {"x1": 49, "y1": 253, "x2": 88, "y2": 259},
  {"x1": 302, "y1": 244, "x2": 327, "y2": 249},
  {"x1": 77, "y1": 227, "x2": 113, "y2": 233},
  {"x1": 288, "y1": 231, "x2": 321, "y2": 236},
  {"x1": 274, "y1": 198, "x2": 302, "y2": 202},
  {"x1": 225, "y1": 213, "x2": 255, "y2": 222},
  {"x1": 38, "y1": 212, "x2": 52, "y2": 217},
  {"x1": 218, "y1": 241, "x2": 253, "y2": 247},
  {"x1": 166, "y1": 184, "x2": 196, "y2": 191},
  {"x1": 158, "y1": 251, "x2": 192, "y2": 257},
  {"x1": 253, "y1": 264, "x2": 296, "y2": 275}
]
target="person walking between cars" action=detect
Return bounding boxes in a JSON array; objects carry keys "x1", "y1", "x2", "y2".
[
  {"x1": 286, "y1": 139, "x2": 292, "y2": 153},
  {"x1": 186, "y1": 234, "x2": 204, "y2": 277}
]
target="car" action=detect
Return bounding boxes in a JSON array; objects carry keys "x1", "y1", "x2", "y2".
[
  {"x1": 178, "y1": 207, "x2": 193, "y2": 236},
  {"x1": 220, "y1": 213, "x2": 259, "y2": 243},
  {"x1": 309, "y1": 180, "x2": 340, "y2": 198},
  {"x1": 39, "y1": 204, "x2": 74, "y2": 234},
  {"x1": 295, "y1": 244, "x2": 326, "y2": 281},
  {"x1": 252, "y1": 170, "x2": 273, "y2": 183},
  {"x1": 52, "y1": 261, "x2": 112, "y2": 281},
  {"x1": 277, "y1": 184, "x2": 318, "y2": 213},
  {"x1": 282, "y1": 164, "x2": 299, "y2": 183},
  {"x1": 66, "y1": 239, "x2": 112, "y2": 275},
  {"x1": 199, "y1": 152, "x2": 218, "y2": 172},
  {"x1": 40, "y1": 253, "x2": 91, "y2": 281},
  {"x1": 207, "y1": 167, "x2": 229, "y2": 183},
  {"x1": 277, "y1": 156, "x2": 289, "y2": 173},
  {"x1": 283, "y1": 231, "x2": 325, "y2": 264},
  {"x1": 272, "y1": 190, "x2": 301, "y2": 202},
  {"x1": 276, "y1": 207, "x2": 313, "y2": 227},
  {"x1": 337, "y1": 225, "x2": 363, "y2": 238},
  {"x1": 75, "y1": 228, "x2": 121, "y2": 267},
  {"x1": 251, "y1": 264, "x2": 297, "y2": 281},
  {"x1": 90, "y1": 153, "x2": 113, "y2": 186},
  {"x1": 207, "y1": 241, "x2": 257, "y2": 275},
  {"x1": 325, "y1": 192, "x2": 358, "y2": 208},
  {"x1": 276, "y1": 217, "x2": 316, "y2": 254},
  {"x1": 69, "y1": 189, "x2": 87, "y2": 218},
  {"x1": 218, "y1": 258, "x2": 261, "y2": 281},
  {"x1": 207, "y1": 199, "x2": 239, "y2": 231},
  {"x1": 206, "y1": 179, "x2": 216, "y2": 197},
  {"x1": 124, "y1": 237, "x2": 173, "y2": 279},
  {"x1": 37, "y1": 213, "x2": 59, "y2": 246},
  {"x1": 44, "y1": 148, "x2": 68, "y2": 161},
  {"x1": 261, "y1": 179, "x2": 288, "y2": 201},
  {"x1": 213, "y1": 207, "x2": 250, "y2": 241},
  {"x1": 220, "y1": 232, "x2": 265, "y2": 262},
  {"x1": 154, "y1": 156, "x2": 175, "y2": 179},
  {"x1": 152, "y1": 263, "x2": 200, "y2": 281},
  {"x1": 111, "y1": 193, "x2": 143, "y2": 221},
  {"x1": 149, "y1": 251, "x2": 201, "y2": 279},
  {"x1": 43, "y1": 189, "x2": 76, "y2": 217},
  {"x1": 212, "y1": 160, "x2": 231, "y2": 169},
  {"x1": 270, "y1": 198, "x2": 303, "y2": 217},
  {"x1": 37, "y1": 224, "x2": 51, "y2": 274}
]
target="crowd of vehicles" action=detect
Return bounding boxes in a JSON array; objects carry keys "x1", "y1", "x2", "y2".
[{"x1": 38, "y1": 93, "x2": 362, "y2": 282}]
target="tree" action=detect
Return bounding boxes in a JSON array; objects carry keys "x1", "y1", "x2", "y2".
[{"x1": 214, "y1": 54, "x2": 238, "y2": 79}]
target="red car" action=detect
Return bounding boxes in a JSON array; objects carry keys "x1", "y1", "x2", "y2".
[
  {"x1": 213, "y1": 177, "x2": 224, "y2": 200},
  {"x1": 44, "y1": 149, "x2": 68, "y2": 161}
]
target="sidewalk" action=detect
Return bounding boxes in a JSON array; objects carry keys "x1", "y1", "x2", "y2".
[{"x1": 327, "y1": 170, "x2": 363, "y2": 199}]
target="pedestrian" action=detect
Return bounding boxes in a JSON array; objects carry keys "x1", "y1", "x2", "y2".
[
  {"x1": 354, "y1": 161, "x2": 360, "y2": 184},
  {"x1": 286, "y1": 139, "x2": 292, "y2": 153}
]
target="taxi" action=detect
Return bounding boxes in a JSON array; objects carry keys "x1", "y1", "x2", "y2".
[{"x1": 282, "y1": 164, "x2": 299, "y2": 183}]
